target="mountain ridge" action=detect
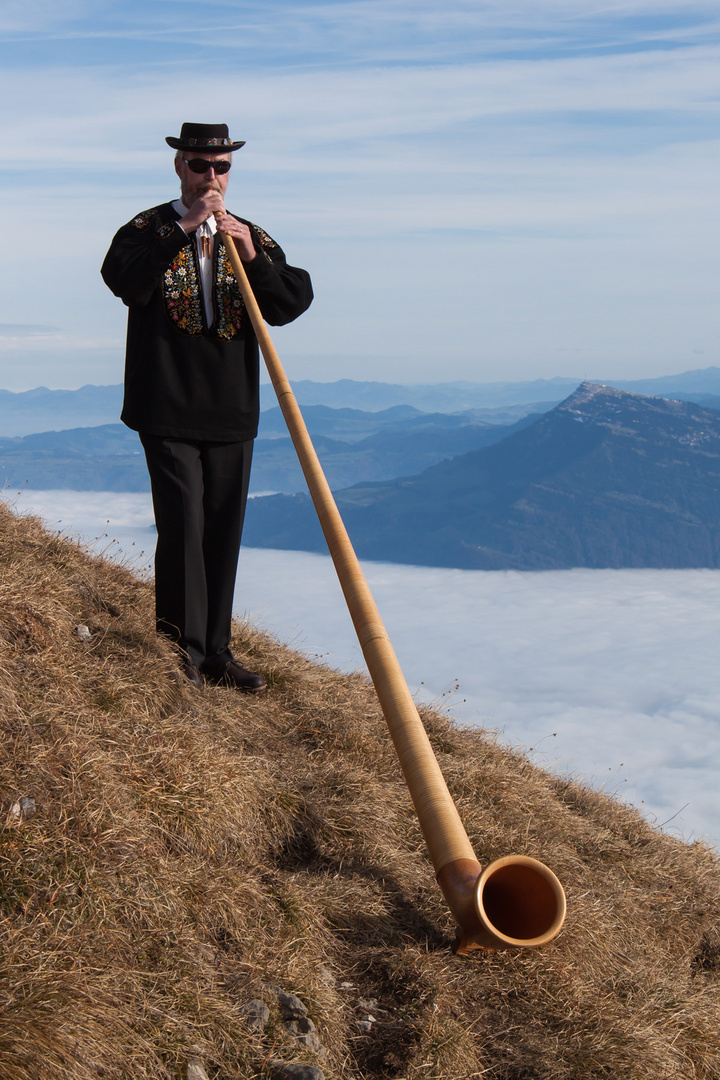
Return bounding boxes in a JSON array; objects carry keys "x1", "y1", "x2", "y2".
[
  {"x1": 243, "y1": 382, "x2": 720, "y2": 570},
  {"x1": 3, "y1": 365, "x2": 720, "y2": 434},
  {"x1": 0, "y1": 411, "x2": 538, "y2": 495}
]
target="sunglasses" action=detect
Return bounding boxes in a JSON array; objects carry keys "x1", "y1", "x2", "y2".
[{"x1": 184, "y1": 158, "x2": 232, "y2": 175}]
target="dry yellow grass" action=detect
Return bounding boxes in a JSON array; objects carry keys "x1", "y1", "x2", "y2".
[{"x1": 1, "y1": 500, "x2": 720, "y2": 1079}]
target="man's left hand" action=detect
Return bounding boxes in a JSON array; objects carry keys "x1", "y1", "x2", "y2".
[{"x1": 217, "y1": 213, "x2": 256, "y2": 262}]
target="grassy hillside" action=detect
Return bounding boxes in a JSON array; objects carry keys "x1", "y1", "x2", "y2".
[{"x1": 1, "y1": 502, "x2": 720, "y2": 1079}]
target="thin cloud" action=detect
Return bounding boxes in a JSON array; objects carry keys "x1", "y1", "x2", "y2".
[
  {"x1": 3, "y1": 44, "x2": 718, "y2": 160},
  {"x1": 1, "y1": 0, "x2": 718, "y2": 385},
  {"x1": 0, "y1": 324, "x2": 63, "y2": 339},
  {"x1": 4, "y1": 1, "x2": 719, "y2": 61},
  {"x1": 0, "y1": 0, "x2": 91, "y2": 34}
]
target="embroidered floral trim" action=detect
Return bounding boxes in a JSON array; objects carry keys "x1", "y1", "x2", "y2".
[
  {"x1": 130, "y1": 206, "x2": 163, "y2": 231},
  {"x1": 215, "y1": 246, "x2": 246, "y2": 340},
  {"x1": 163, "y1": 246, "x2": 203, "y2": 335},
  {"x1": 160, "y1": 221, "x2": 278, "y2": 338},
  {"x1": 249, "y1": 223, "x2": 278, "y2": 249}
]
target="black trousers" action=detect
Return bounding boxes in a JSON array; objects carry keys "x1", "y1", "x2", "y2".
[{"x1": 140, "y1": 434, "x2": 254, "y2": 671}]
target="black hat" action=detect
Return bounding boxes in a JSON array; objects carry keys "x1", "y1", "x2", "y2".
[{"x1": 165, "y1": 122, "x2": 245, "y2": 153}]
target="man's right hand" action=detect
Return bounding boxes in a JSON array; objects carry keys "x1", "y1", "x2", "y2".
[{"x1": 178, "y1": 188, "x2": 227, "y2": 234}]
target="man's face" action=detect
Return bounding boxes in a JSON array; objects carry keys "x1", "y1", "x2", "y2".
[{"x1": 175, "y1": 152, "x2": 232, "y2": 206}]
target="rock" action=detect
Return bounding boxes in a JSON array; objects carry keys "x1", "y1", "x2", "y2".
[
  {"x1": 243, "y1": 998, "x2": 270, "y2": 1033},
  {"x1": 276, "y1": 989, "x2": 308, "y2": 1020},
  {"x1": 356, "y1": 1020, "x2": 373, "y2": 1034},
  {"x1": 271, "y1": 988, "x2": 327, "y2": 1058},
  {"x1": 266, "y1": 1063, "x2": 324, "y2": 1080},
  {"x1": 285, "y1": 1017, "x2": 326, "y2": 1058},
  {"x1": 9, "y1": 797, "x2": 35, "y2": 821},
  {"x1": 75, "y1": 624, "x2": 93, "y2": 641},
  {"x1": 286, "y1": 1017, "x2": 316, "y2": 1035}
]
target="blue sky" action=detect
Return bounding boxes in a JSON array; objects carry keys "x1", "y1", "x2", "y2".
[{"x1": 1, "y1": 0, "x2": 719, "y2": 388}]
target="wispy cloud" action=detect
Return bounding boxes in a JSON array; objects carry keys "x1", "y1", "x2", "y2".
[
  {"x1": 8, "y1": 1, "x2": 720, "y2": 57},
  {"x1": 1, "y1": 0, "x2": 718, "y2": 386},
  {"x1": 0, "y1": 324, "x2": 63, "y2": 339},
  {"x1": 0, "y1": 0, "x2": 92, "y2": 34}
]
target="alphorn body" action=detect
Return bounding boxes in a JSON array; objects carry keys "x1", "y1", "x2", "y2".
[{"x1": 220, "y1": 231, "x2": 566, "y2": 953}]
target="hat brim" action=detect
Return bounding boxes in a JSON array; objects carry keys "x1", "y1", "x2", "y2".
[{"x1": 166, "y1": 137, "x2": 246, "y2": 152}]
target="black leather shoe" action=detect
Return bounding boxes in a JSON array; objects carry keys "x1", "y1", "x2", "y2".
[
  {"x1": 180, "y1": 660, "x2": 203, "y2": 690},
  {"x1": 203, "y1": 659, "x2": 267, "y2": 693}
]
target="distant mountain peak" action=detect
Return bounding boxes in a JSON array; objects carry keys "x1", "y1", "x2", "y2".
[
  {"x1": 540, "y1": 380, "x2": 720, "y2": 466},
  {"x1": 557, "y1": 379, "x2": 704, "y2": 423},
  {"x1": 572, "y1": 379, "x2": 618, "y2": 395},
  {"x1": 246, "y1": 372, "x2": 720, "y2": 570},
  {"x1": 562, "y1": 380, "x2": 633, "y2": 407},
  {"x1": 556, "y1": 380, "x2": 646, "y2": 423}
]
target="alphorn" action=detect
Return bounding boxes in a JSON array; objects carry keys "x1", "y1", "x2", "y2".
[{"x1": 220, "y1": 231, "x2": 566, "y2": 953}]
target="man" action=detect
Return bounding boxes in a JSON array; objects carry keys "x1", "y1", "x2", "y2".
[{"x1": 102, "y1": 122, "x2": 313, "y2": 691}]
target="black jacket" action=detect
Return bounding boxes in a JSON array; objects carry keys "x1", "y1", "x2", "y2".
[{"x1": 101, "y1": 202, "x2": 313, "y2": 440}]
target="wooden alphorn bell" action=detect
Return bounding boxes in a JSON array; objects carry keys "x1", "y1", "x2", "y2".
[{"x1": 220, "y1": 231, "x2": 566, "y2": 953}]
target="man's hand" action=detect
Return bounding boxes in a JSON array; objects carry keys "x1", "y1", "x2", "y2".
[
  {"x1": 216, "y1": 212, "x2": 256, "y2": 262},
  {"x1": 178, "y1": 188, "x2": 225, "y2": 233},
  {"x1": 178, "y1": 189, "x2": 256, "y2": 262}
]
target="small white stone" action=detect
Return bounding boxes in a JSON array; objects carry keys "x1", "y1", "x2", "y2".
[
  {"x1": 186, "y1": 1057, "x2": 210, "y2": 1080},
  {"x1": 317, "y1": 963, "x2": 336, "y2": 987},
  {"x1": 75, "y1": 624, "x2": 93, "y2": 641},
  {"x1": 357, "y1": 997, "x2": 378, "y2": 1012},
  {"x1": 9, "y1": 797, "x2": 35, "y2": 820}
]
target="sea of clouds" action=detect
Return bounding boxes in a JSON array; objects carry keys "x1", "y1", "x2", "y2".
[{"x1": 6, "y1": 488, "x2": 719, "y2": 850}]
